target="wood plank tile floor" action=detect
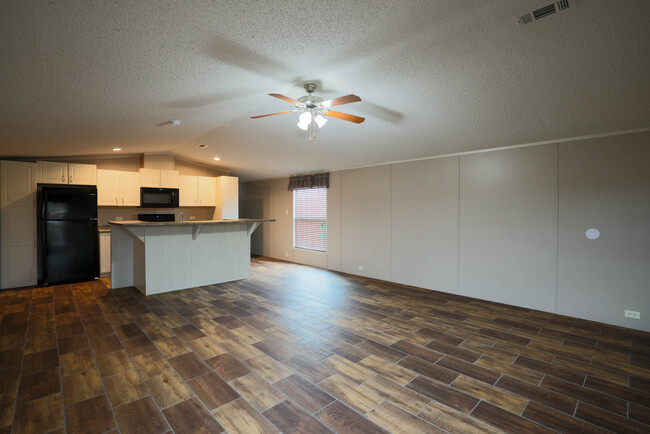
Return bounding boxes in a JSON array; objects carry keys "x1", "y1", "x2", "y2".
[{"x1": 1, "y1": 256, "x2": 649, "y2": 433}]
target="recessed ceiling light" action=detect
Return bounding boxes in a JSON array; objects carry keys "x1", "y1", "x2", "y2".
[
  {"x1": 112, "y1": 148, "x2": 122, "y2": 151},
  {"x1": 197, "y1": 143, "x2": 208, "y2": 149},
  {"x1": 213, "y1": 157, "x2": 221, "y2": 161}
]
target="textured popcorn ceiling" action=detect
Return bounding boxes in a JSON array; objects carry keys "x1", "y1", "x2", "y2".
[{"x1": 0, "y1": 0, "x2": 649, "y2": 180}]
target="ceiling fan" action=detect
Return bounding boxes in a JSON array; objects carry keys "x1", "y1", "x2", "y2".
[{"x1": 251, "y1": 83, "x2": 365, "y2": 141}]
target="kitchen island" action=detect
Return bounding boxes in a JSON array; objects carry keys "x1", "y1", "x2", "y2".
[{"x1": 109, "y1": 219, "x2": 273, "y2": 295}]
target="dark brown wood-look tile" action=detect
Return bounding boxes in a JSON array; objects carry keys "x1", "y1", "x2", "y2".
[
  {"x1": 478, "y1": 327, "x2": 531, "y2": 346},
  {"x1": 131, "y1": 350, "x2": 170, "y2": 379},
  {"x1": 470, "y1": 401, "x2": 551, "y2": 433},
  {"x1": 584, "y1": 375, "x2": 650, "y2": 408},
  {"x1": 58, "y1": 334, "x2": 89, "y2": 355},
  {"x1": 274, "y1": 374, "x2": 335, "y2": 414},
  {"x1": 356, "y1": 339, "x2": 406, "y2": 362},
  {"x1": 13, "y1": 392, "x2": 64, "y2": 434},
  {"x1": 452, "y1": 375, "x2": 528, "y2": 414},
  {"x1": 316, "y1": 401, "x2": 389, "y2": 434},
  {"x1": 90, "y1": 335, "x2": 123, "y2": 356},
  {"x1": 629, "y1": 402, "x2": 650, "y2": 426},
  {"x1": 263, "y1": 400, "x2": 330, "y2": 434},
  {"x1": 163, "y1": 397, "x2": 224, "y2": 434},
  {"x1": 575, "y1": 402, "x2": 650, "y2": 434},
  {"x1": 213, "y1": 315, "x2": 245, "y2": 329},
  {"x1": 213, "y1": 398, "x2": 278, "y2": 434},
  {"x1": 0, "y1": 348, "x2": 23, "y2": 370},
  {"x1": 367, "y1": 401, "x2": 443, "y2": 433},
  {"x1": 115, "y1": 323, "x2": 144, "y2": 340},
  {"x1": 541, "y1": 376, "x2": 628, "y2": 415},
  {"x1": 56, "y1": 321, "x2": 85, "y2": 338},
  {"x1": 319, "y1": 374, "x2": 383, "y2": 414},
  {"x1": 321, "y1": 354, "x2": 375, "y2": 384},
  {"x1": 283, "y1": 355, "x2": 334, "y2": 384},
  {"x1": 630, "y1": 376, "x2": 650, "y2": 392},
  {"x1": 145, "y1": 369, "x2": 193, "y2": 409},
  {"x1": 169, "y1": 352, "x2": 211, "y2": 380},
  {"x1": 0, "y1": 393, "x2": 16, "y2": 429},
  {"x1": 122, "y1": 334, "x2": 156, "y2": 357},
  {"x1": 95, "y1": 349, "x2": 132, "y2": 377},
  {"x1": 172, "y1": 324, "x2": 206, "y2": 342},
  {"x1": 514, "y1": 355, "x2": 586, "y2": 384},
  {"x1": 436, "y1": 355, "x2": 501, "y2": 384},
  {"x1": 552, "y1": 355, "x2": 629, "y2": 386},
  {"x1": 103, "y1": 368, "x2": 148, "y2": 407},
  {"x1": 425, "y1": 339, "x2": 481, "y2": 363},
  {"x1": 206, "y1": 353, "x2": 251, "y2": 381},
  {"x1": 398, "y1": 355, "x2": 458, "y2": 384},
  {"x1": 62, "y1": 368, "x2": 104, "y2": 405},
  {"x1": 154, "y1": 336, "x2": 191, "y2": 358},
  {"x1": 407, "y1": 375, "x2": 478, "y2": 413},
  {"x1": 17, "y1": 367, "x2": 61, "y2": 403},
  {"x1": 188, "y1": 372, "x2": 240, "y2": 410},
  {"x1": 420, "y1": 400, "x2": 501, "y2": 434},
  {"x1": 0, "y1": 367, "x2": 20, "y2": 396},
  {"x1": 496, "y1": 375, "x2": 576, "y2": 414},
  {"x1": 363, "y1": 374, "x2": 430, "y2": 414},
  {"x1": 59, "y1": 348, "x2": 96, "y2": 376},
  {"x1": 522, "y1": 401, "x2": 609, "y2": 433},
  {"x1": 390, "y1": 339, "x2": 443, "y2": 364},
  {"x1": 21, "y1": 348, "x2": 59, "y2": 376},
  {"x1": 113, "y1": 396, "x2": 170, "y2": 434},
  {"x1": 245, "y1": 354, "x2": 293, "y2": 382},
  {"x1": 65, "y1": 394, "x2": 116, "y2": 434},
  {"x1": 231, "y1": 373, "x2": 285, "y2": 412}
]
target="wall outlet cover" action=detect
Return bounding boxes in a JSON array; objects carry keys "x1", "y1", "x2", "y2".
[
  {"x1": 189, "y1": 216, "x2": 195, "y2": 220},
  {"x1": 358, "y1": 265, "x2": 364, "y2": 271},
  {"x1": 624, "y1": 310, "x2": 641, "y2": 319},
  {"x1": 115, "y1": 216, "x2": 123, "y2": 221}
]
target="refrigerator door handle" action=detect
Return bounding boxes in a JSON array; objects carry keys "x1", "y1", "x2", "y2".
[{"x1": 42, "y1": 189, "x2": 48, "y2": 251}]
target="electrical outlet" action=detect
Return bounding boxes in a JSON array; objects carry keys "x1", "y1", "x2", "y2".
[
  {"x1": 624, "y1": 310, "x2": 641, "y2": 320},
  {"x1": 285, "y1": 252, "x2": 289, "y2": 257},
  {"x1": 358, "y1": 265, "x2": 364, "y2": 271},
  {"x1": 285, "y1": 209, "x2": 289, "y2": 215},
  {"x1": 115, "y1": 216, "x2": 123, "y2": 221},
  {"x1": 189, "y1": 216, "x2": 195, "y2": 220}
]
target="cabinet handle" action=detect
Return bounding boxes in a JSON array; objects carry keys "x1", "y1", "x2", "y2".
[
  {"x1": 69, "y1": 175, "x2": 73, "y2": 183},
  {"x1": 61, "y1": 174, "x2": 65, "y2": 182},
  {"x1": 115, "y1": 196, "x2": 118, "y2": 204},
  {"x1": 122, "y1": 197, "x2": 124, "y2": 205}
]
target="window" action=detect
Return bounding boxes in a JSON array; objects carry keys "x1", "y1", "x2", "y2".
[{"x1": 294, "y1": 187, "x2": 327, "y2": 252}]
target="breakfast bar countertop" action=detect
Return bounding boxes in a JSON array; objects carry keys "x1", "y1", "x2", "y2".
[{"x1": 109, "y1": 218, "x2": 275, "y2": 226}]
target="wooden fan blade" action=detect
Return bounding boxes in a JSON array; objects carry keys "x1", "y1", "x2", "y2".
[
  {"x1": 324, "y1": 110, "x2": 365, "y2": 124},
  {"x1": 251, "y1": 110, "x2": 295, "y2": 119},
  {"x1": 322, "y1": 94, "x2": 361, "y2": 108},
  {"x1": 268, "y1": 93, "x2": 298, "y2": 105}
]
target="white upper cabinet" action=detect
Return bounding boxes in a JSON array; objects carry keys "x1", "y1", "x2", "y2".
[
  {"x1": 139, "y1": 168, "x2": 179, "y2": 188},
  {"x1": 139, "y1": 168, "x2": 161, "y2": 188},
  {"x1": 36, "y1": 161, "x2": 68, "y2": 184},
  {"x1": 198, "y1": 176, "x2": 216, "y2": 206},
  {"x1": 214, "y1": 176, "x2": 239, "y2": 219},
  {"x1": 68, "y1": 163, "x2": 97, "y2": 185},
  {"x1": 1, "y1": 161, "x2": 37, "y2": 289},
  {"x1": 179, "y1": 175, "x2": 198, "y2": 206},
  {"x1": 37, "y1": 161, "x2": 96, "y2": 185},
  {"x1": 161, "y1": 170, "x2": 179, "y2": 188},
  {"x1": 97, "y1": 169, "x2": 140, "y2": 206},
  {"x1": 119, "y1": 171, "x2": 140, "y2": 206}
]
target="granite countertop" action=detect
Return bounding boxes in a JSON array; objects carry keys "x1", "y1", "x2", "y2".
[
  {"x1": 98, "y1": 225, "x2": 111, "y2": 233},
  {"x1": 109, "y1": 219, "x2": 275, "y2": 226}
]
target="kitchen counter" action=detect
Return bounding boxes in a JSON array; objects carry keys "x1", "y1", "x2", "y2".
[
  {"x1": 109, "y1": 219, "x2": 274, "y2": 295},
  {"x1": 98, "y1": 225, "x2": 111, "y2": 233}
]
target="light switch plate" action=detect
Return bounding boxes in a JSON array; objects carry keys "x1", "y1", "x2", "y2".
[{"x1": 624, "y1": 310, "x2": 641, "y2": 319}]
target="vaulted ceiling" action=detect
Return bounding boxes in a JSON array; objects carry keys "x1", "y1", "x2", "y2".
[{"x1": 1, "y1": 0, "x2": 649, "y2": 180}]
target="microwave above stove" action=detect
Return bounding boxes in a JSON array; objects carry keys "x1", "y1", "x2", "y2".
[{"x1": 140, "y1": 187, "x2": 179, "y2": 208}]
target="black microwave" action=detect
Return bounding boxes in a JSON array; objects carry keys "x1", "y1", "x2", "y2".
[{"x1": 140, "y1": 187, "x2": 179, "y2": 208}]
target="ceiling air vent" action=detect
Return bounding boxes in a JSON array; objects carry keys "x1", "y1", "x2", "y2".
[{"x1": 516, "y1": 0, "x2": 575, "y2": 27}]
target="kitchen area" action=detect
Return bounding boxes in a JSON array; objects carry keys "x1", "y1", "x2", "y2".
[{"x1": 0, "y1": 155, "x2": 271, "y2": 293}]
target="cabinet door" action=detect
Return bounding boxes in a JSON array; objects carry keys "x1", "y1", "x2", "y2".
[
  {"x1": 1, "y1": 161, "x2": 37, "y2": 289},
  {"x1": 119, "y1": 171, "x2": 140, "y2": 206},
  {"x1": 36, "y1": 161, "x2": 68, "y2": 184},
  {"x1": 139, "y1": 168, "x2": 160, "y2": 187},
  {"x1": 97, "y1": 170, "x2": 120, "y2": 205},
  {"x1": 221, "y1": 204, "x2": 238, "y2": 220},
  {"x1": 179, "y1": 175, "x2": 198, "y2": 206},
  {"x1": 198, "y1": 176, "x2": 216, "y2": 206},
  {"x1": 221, "y1": 176, "x2": 239, "y2": 205},
  {"x1": 160, "y1": 170, "x2": 180, "y2": 188},
  {"x1": 68, "y1": 163, "x2": 97, "y2": 185},
  {"x1": 99, "y1": 232, "x2": 111, "y2": 274}
]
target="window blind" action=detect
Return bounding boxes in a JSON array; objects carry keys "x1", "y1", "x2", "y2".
[{"x1": 294, "y1": 187, "x2": 327, "y2": 252}]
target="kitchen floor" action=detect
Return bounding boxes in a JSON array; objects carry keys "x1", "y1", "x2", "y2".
[{"x1": 1, "y1": 257, "x2": 649, "y2": 433}]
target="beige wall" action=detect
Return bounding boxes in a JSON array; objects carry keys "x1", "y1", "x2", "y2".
[{"x1": 241, "y1": 130, "x2": 650, "y2": 332}]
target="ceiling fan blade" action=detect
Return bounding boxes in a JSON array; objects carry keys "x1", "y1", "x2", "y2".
[
  {"x1": 251, "y1": 110, "x2": 295, "y2": 119},
  {"x1": 324, "y1": 110, "x2": 365, "y2": 124},
  {"x1": 322, "y1": 94, "x2": 361, "y2": 108},
  {"x1": 268, "y1": 93, "x2": 299, "y2": 105}
]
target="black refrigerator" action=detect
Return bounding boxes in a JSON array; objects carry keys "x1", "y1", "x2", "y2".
[{"x1": 39, "y1": 185, "x2": 99, "y2": 285}]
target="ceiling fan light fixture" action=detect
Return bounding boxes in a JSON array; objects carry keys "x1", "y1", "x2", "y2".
[
  {"x1": 297, "y1": 120, "x2": 309, "y2": 130},
  {"x1": 314, "y1": 115, "x2": 327, "y2": 128}
]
